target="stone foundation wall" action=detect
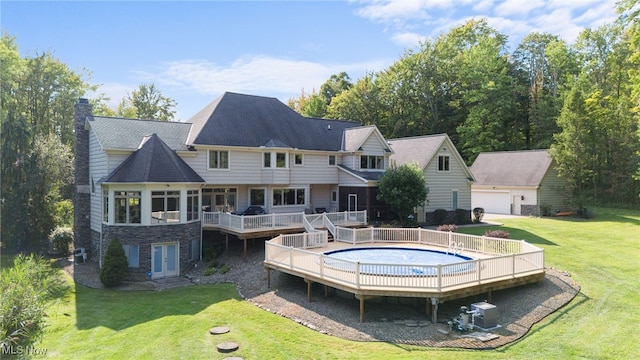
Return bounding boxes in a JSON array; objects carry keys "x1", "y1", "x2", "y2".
[
  {"x1": 521, "y1": 205, "x2": 539, "y2": 217},
  {"x1": 101, "y1": 222, "x2": 200, "y2": 281}
]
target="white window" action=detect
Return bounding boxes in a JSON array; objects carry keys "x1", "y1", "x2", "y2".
[
  {"x1": 294, "y1": 153, "x2": 303, "y2": 166},
  {"x1": 438, "y1": 155, "x2": 450, "y2": 171},
  {"x1": 273, "y1": 188, "x2": 306, "y2": 206},
  {"x1": 122, "y1": 245, "x2": 139, "y2": 267},
  {"x1": 328, "y1": 155, "x2": 336, "y2": 166},
  {"x1": 151, "y1": 191, "x2": 180, "y2": 223},
  {"x1": 115, "y1": 191, "x2": 141, "y2": 224},
  {"x1": 360, "y1": 155, "x2": 384, "y2": 169},
  {"x1": 103, "y1": 191, "x2": 109, "y2": 223},
  {"x1": 250, "y1": 188, "x2": 266, "y2": 206},
  {"x1": 187, "y1": 190, "x2": 199, "y2": 221},
  {"x1": 263, "y1": 152, "x2": 288, "y2": 168},
  {"x1": 208, "y1": 150, "x2": 229, "y2": 169}
]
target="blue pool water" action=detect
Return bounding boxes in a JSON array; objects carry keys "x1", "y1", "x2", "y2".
[{"x1": 323, "y1": 247, "x2": 475, "y2": 276}]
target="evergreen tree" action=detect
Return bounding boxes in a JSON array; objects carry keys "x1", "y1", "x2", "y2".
[{"x1": 100, "y1": 238, "x2": 129, "y2": 287}]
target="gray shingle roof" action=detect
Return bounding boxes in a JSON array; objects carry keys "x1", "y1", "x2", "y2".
[
  {"x1": 470, "y1": 149, "x2": 552, "y2": 187},
  {"x1": 89, "y1": 116, "x2": 191, "y2": 151},
  {"x1": 104, "y1": 134, "x2": 204, "y2": 183},
  {"x1": 388, "y1": 134, "x2": 448, "y2": 169},
  {"x1": 337, "y1": 165, "x2": 386, "y2": 182},
  {"x1": 186, "y1": 92, "x2": 360, "y2": 150},
  {"x1": 344, "y1": 126, "x2": 375, "y2": 151}
]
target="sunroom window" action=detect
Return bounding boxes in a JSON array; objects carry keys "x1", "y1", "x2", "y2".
[
  {"x1": 115, "y1": 191, "x2": 141, "y2": 224},
  {"x1": 151, "y1": 191, "x2": 180, "y2": 223}
]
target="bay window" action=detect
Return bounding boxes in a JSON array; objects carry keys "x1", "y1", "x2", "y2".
[
  {"x1": 151, "y1": 191, "x2": 180, "y2": 223},
  {"x1": 115, "y1": 191, "x2": 141, "y2": 224}
]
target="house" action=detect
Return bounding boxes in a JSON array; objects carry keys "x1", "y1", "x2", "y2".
[
  {"x1": 388, "y1": 134, "x2": 475, "y2": 224},
  {"x1": 470, "y1": 149, "x2": 568, "y2": 215},
  {"x1": 73, "y1": 92, "x2": 475, "y2": 279},
  {"x1": 73, "y1": 92, "x2": 394, "y2": 280}
]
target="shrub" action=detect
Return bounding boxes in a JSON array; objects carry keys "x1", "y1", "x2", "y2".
[
  {"x1": 540, "y1": 205, "x2": 552, "y2": 217},
  {"x1": 1, "y1": 254, "x2": 68, "y2": 349},
  {"x1": 484, "y1": 230, "x2": 510, "y2": 239},
  {"x1": 472, "y1": 207, "x2": 485, "y2": 223},
  {"x1": 100, "y1": 238, "x2": 129, "y2": 287},
  {"x1": 53, "y1": 199, "x2": 74, "y2": 228},
  {"x1": 219, "y1": 264, "x2": 231, "y2": 274},
  {"x1": 437, "y1": 224, "x2": 457, "y2": 232},
  {"x1": 455, "y1": 209, "x2": 470, "y2": 224},
  {"x1": 49, "y1": 226, "x2": 73, "y2": 256},
  {"x1": 433, "y1": 209, "x2": 448, "y2": 225}
]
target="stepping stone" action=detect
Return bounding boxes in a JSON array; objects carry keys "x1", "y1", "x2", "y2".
[
  {"x1": 217, "y1": 341, "x2": 239, "y2": 353},
  {"x1": 209, "y1": 326, "x2": 230, "y2": 335}
]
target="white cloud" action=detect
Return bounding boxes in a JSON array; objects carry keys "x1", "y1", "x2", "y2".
[
  {"x1": 495, "y1": 0, "x2": 546, "y2": 17},
  {"x1": 89, "y1": 82, "x2": 131, "y2": 109},
  {"x1": 391, "y1": 32, "x2": 428, "y2": 48},
  {"x1": 135, "y1": 55, "x2": 391, "y2": 99},
  {"x1": 352, "y1": 0, "x2": 618, "y2": 50},
  {"x1": 354, "y1": 0, "x2": 453, "y2": 24},
  {"x1": 472, "y1": 0, "x2": 496, "y2": 12}
]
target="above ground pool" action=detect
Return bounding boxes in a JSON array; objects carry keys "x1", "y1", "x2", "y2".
[{"x1": 323, "y1": 247, "x2": 475, "y2": 276}]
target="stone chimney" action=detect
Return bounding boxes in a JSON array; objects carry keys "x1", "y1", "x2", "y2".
[{"x1": 73, "y1": 98, "x2": 92, "y2": 252}]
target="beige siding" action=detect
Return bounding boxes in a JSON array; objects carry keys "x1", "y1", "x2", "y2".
[
  {"x1": 422, "y1": 145, "x2": 472, "y2": 212},
  {"x1": 183, "y1": 148, "x2": 262, "y2": 184},
  {"x1": 184, "y1": 148, "x2": 344, "y2": 186},
  {"x1": 89, "y1": 131, "x2": 107, "y2": 233},
  {"x1": 539, "y1": 164, "x2": 568, "y2": 210},
  {"x1": 290, "y1": 153, "x2": 341, "y2": 184},
  {"x1": 361, "y1": 135, "x2": 388, "y2": 155}
]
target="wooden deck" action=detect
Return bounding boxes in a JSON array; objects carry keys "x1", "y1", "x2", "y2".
[{"x1": 264, "y1": 234, "x2": 545, "y2": 323}]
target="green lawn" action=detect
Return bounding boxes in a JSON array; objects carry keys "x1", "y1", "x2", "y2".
[{"x1": 36, "y1": 207, "x2": 639, "y2": 359}]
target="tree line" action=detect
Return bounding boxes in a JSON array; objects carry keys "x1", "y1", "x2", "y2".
[
  {"x1": 291, "y1": 5, "x2": 640, "y2": 209},
  {"x1": 0, "y1": 34, "x2": 177, "y2": 252}
]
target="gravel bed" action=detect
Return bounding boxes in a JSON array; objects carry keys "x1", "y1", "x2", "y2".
[{"x1": 67, "y1": 239, "x2": 580, "y2": 349}]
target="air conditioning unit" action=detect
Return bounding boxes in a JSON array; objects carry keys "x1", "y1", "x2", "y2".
[{"x1": 471, "y1": 302, "x2": 498, "y2": 329}]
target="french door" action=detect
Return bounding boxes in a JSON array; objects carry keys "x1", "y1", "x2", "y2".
[{"x1": 152, "y1": 243, "x2": 179, "y2": 279}]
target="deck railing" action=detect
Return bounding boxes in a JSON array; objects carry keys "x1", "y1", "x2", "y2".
[
  {"x1": 265, "y1": 228, "x2": 544, "y2": 293},
  {"x1": 202, "y1": 210, "x2": 367, "y2": 234}
]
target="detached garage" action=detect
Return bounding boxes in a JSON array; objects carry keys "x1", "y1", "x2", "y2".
[
  {"x1": 470, "y1": 150, "x2": 568, "y2": 216},
  {"x1": 472, "y1": 191, "x2": 510, "y2": 214}
]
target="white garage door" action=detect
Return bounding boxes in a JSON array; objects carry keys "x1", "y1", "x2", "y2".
[{"x1": 472, "y1": 191, "x2": 511, "y2": 214}]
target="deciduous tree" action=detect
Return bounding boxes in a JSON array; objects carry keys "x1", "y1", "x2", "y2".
[{"x1": 377, "y1": 163, "x2": 428, "y2": 225}]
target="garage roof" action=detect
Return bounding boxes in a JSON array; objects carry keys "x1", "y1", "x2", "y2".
[{"x1": 470, "y1": 149, "x2": 553, "y2": 187}]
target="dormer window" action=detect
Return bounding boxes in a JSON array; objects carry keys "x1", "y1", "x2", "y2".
[{"x1": 360, "y1": 155, "x2": 384, "y2": 170}]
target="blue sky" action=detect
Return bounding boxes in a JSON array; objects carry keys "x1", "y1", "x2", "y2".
[{"x1": 2, "y1": 0, "x2": 618, "y2": 121}]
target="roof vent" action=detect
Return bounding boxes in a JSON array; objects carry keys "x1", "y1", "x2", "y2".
[{"x1": 328, "y1": 124, "x2": 331, "y2": 130}]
